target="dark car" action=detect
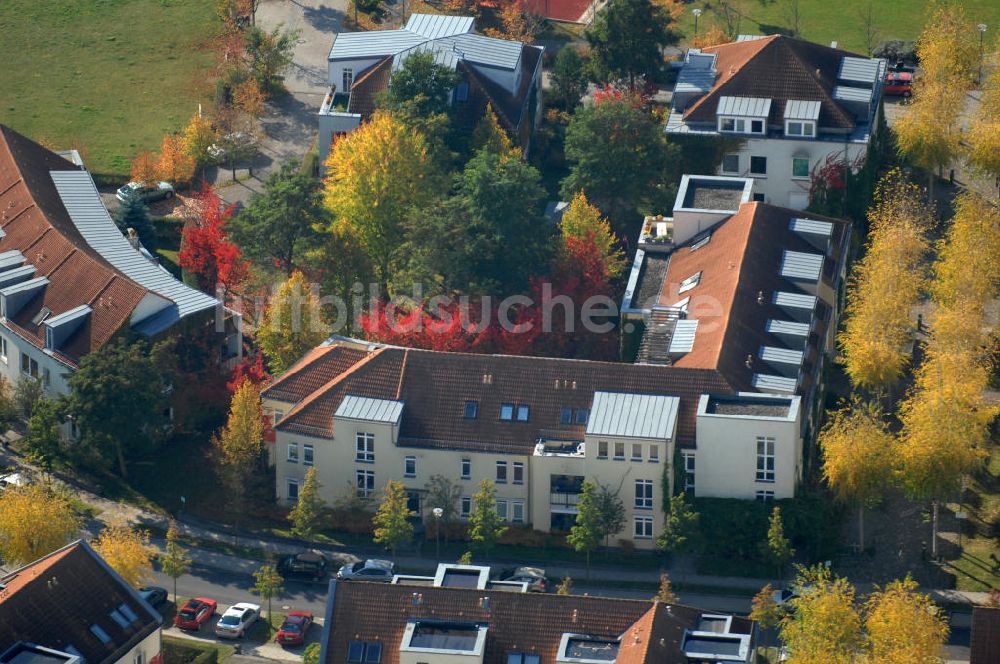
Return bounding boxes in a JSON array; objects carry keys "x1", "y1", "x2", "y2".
[
  {"x1": 496, "y1": 566, "x2": 550, "y2": 593},
  {"x1": 277, "y1": 551, "x2": 329, "y2": 581},
  {"x1": 883, "y1": 71, "x2": 913, "y2": 97},
  {"x1": 275, "y1": 610, "x2": 314, "y2": 647},
  {"x1": 138, "y1": 586, "x2": 168, "y2": 606}
]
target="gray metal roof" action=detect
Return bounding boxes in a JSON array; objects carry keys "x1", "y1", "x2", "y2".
[
  {"x1": 752, "y1": 374, "x2": 797, "y2": 393},
  {"x1": 833, "y1": 85, "x2": 873, "y2": 103},
  {"x1": 736, "y1": 34, "x2": 767, "y2": 42},
  {"x1": 717, "y1": 96, "x2": 771, "y2": 117},
  {"x1": 783, "y1": 100, "x2": 821, "y2": 121},
  {"x1": 780, "y1": 250, "x2": 824, "y2": 281},
  {"x1": 759, "y1": 345, "x2": 804, "y2": 366},
  {"x1": 0, "y1": 264, "x2": 36, "y2": 289},
  {"x1": 335, "y1": 394, "x2": 404, "y2": 424},
  {"x1": 676, "y1": 67, "x2": 717, "y2": 94},
  {"x1": 668, "y1": 319, "x2": 699, "y2": 354},
  {"x1": 329, "y1": 30, "x2": 426, "y2": 61},
  {"x1": 766, "y1": 319, "x2": 810, "y2": 337},
  {"x1": 685, "y1": 51, "x2": 717, "y2": 69},
  {"x1": 838, "y1": 56, "x2": 880, "y2": 84},
  {"x1": 789, "y1": 217, "x2": 833, "y2": 237},
  {"x1": 772, "y1": 291, "x2": 816, "y2": 310},
  {"x1": 0, "y1": 250, "x2": 25, "y2": 272},
  {"x1": 44, "y1": 304, "x2": 91, "y2": 329},
  {"x1": 586, "y1": 391, "x2": 680, "y2": 440},
  {"x1": 394, "y1": 41, "x2": 460, "y2": 72},
  {"x1": 438, "y1": 33, "x2": 522, "y2": 70},
  {"x1": 49, "y1": 170, "x2": 220, "y2": 321},
  {"x1": 405, "y1": 14, "x2": 474, "y2": 39}
]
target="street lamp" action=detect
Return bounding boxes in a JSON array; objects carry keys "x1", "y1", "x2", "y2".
[
  {"x1": 978, "y1": 24, "x2": 988, "y2": 85},
  {"x1": 693, "y1": 8, "x2": 703, "y2": 37},
  {"x1": 433, "y1": 507, "x2": 444, "y2": 560}
]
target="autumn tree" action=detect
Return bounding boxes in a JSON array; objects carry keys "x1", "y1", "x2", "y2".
[
  {"x1": 130, "y1": 151, "x2": 159, "y2": 187},
  {"x1": 213, "y1": 380, "x2": 266, "y2": 534},
  {"x1": 257, "y1": 271, "x2": 330, "y2": 374},
  {"x1": 94, "y1": 521, "x2": 155, "y2": 589},
  {"x1": 289, "y1": 467, "x2": 326, "y2": 540},
  {"x1": 568, "y1": 481, "x2": 603, "y2": 579},
  {"x1": 690, "y1": 23, "x2": 729, "y2": 49},
  {"x1": 161, "y1": 520, "x2": 192, "y2": 602},
  {"x1": 820, "y1": 401, "x2": 895, "y2": 549},
  {"x1": 323, "y1": 112, "x2": 445, "y2": 291},
  {"x1": 472, "y1": 105, "x2": 516, "y2": 157},
  {"x1": 373, "y1": 480, "x2": 415, "y2": 561},
  {"x1": 657, "y1": 492, "x2": 700, "y2": 553},
  {"x1": 967, "y1": 38, "x2": 1000, "y2": 181},
  {"x1": 914, "y1": 3, "x2": 978, "y2": 86},
  {"x1": 766, "y1": 506, "x2": 794, "y2": 579},
  {"x1": 653, "y1": 573, "x2": 679, "y2": 603},
  {"x1": 179, "y1": 184, "x2": 248, "y2": 295},
  {"x1": 0, "y1": 484, "x2": 80, "y2": 565},
  {"x1": 864, "y1": 577, "x2": 948, "y2": 662},
  {"x1": 156, "y1": 133, "x2": 197, "y2": 185},
  {"x1": 251, "y1": 563, "x2": 285, "y2": 631},
  {"x1": 182, "y1": 112, "x2": 219, "y2": 166},
  {"x1": 469, "y1": 479, "x2": 507, "y2": 559},
  {"x1": 780, "y1": 565, "x2": 862, "y2": 664},
  {"x1": 559, "y1": 191, "x2": 626, "y2": 280},
  {"x1": 931, "y1": 192, "x2": 1000, "y2": 313},
  {"x1": 585, "y1": 0, "x2": 675, "y2": 89},
  {"x1": 750, "y1": 584, "x2": 783, "y2": 648}
]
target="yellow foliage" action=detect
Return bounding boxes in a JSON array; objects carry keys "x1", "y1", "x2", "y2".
[
  {"x1": 257, "y1": 270, "x2": 330, "y2": 374},
  {"x1": 0, "y1": 484, "x2": 81, "y2": 566},
  {"x1": 863, "y1": 577, "x2": 948, "y2": 664},
  {"x1": 782, "y1": 566, "x2": 862, "y2": 664},
  {"x1": 93, "y1": 521, "x2": 155, "y2": 589},
  {"x1": 894, "y1": 78, "x2": 963, "y2": 175},
  {"x1": 820, "y1": 401, "x2": 894, "y2": 508},
  {"x1": 234, "y1": 78, "x2": 266, "y2": 119},
  {"x1": 931, "y1": 193, "x2": 1000, "y2": 310},
  {"x1": 215, "y1": 379, "x2": 266, "y2": 472},
  {"x1": 130, "y1": 151, "x2": 159, "y2": 187},
  {"x1": 559, "y1": 191, "x2": 626, "y2": 279},
  {"x1": 915, "y1": 3, "x2": 978, "y2": 88},
  {"x1": 156, "y1": 134, "x2": 197, "y2": 185},
  {"x1": 182, "y1": 112, "x2": 219, "y2": 165},
  {"x1": 689, "y1": 24, "x2": 729, "y2": 49},
  {"x1": 968, "y1": 39, "x2": 1000, "y2": 178}
]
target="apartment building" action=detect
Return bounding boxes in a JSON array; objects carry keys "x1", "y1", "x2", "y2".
[{"x1": 666, "y1": 34, "x2": 886, "y2": 209}]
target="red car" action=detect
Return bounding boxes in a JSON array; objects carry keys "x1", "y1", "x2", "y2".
[
  {"x1": 275, "y1": 611, "x2": 314, "y2": 646},
  {"x1": 174, "y1": 597, "x2": 217, "y2": 631},
  {"x1": 883, "y1": 71, "x2": 913, "y2": 97}
]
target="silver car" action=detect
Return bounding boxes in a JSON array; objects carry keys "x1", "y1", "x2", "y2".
[
  {"x1": 214, "y1": 602, "x2": 260, "y2": 639},
  {"x1": 116, "y1": 181, "x2": 175, "y2": 203},
  {"x1": 337, "y1": 559, "x2": 395, "y2": 582}
]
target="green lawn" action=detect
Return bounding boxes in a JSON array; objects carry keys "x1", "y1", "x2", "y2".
[
  {"x1": 0, "y1": 0, "x2": 218, "y2": 177},
  {"x1": 672, "y1": 0, "x2": 1000, "y2": 56}
]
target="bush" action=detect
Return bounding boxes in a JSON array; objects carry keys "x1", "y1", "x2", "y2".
[
  {"x1": 329, "y1": 508, "x2": 374, "y2": 534},
  {"x1": 163, "y1": 638, "x2": 220, "y2": 664}
]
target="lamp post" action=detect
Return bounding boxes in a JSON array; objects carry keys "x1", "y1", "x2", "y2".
[
  {"x1": 693, "y1": 8, "x2": 703, "y2": 37},
  {"x1": 978, "y1": 24, "x2": 988, "y2": 85},
  {"x1": 433, "y1": 507, "x2": 443, "y2": 560}
]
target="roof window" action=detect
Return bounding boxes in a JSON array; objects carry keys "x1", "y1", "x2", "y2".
[
  {"x1": 347, "y1": 641, "x2": 382, "y2": 663},
  {"x1": 690, "y1": 233, "x2": 712, "y2": 251},
  {"x1": 500, "y1": 403, "x2": 514, "y2": 421},
  {"x1": 90, "y1": 624, "x2": 112, "y2": 645},
  {"x1": 464, "y1": 400, "x2": 478, "y2": 419},
  {"x1": 678, "y1": 271, "x2": 702, "y2": 293},
  {"x1": 516, "y1": 404, "x2": 529, "y2": 422}
]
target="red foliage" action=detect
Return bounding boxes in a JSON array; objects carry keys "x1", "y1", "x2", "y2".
[
  {"x1": 227, "y1": 348, "x2": 270, "y2": 393},
  {"x1": 179, "y1": 183, "x2": 248, "y2": 295},
  {"x1": 593, "y1": 84, "x2": 649, "y2": 108}
]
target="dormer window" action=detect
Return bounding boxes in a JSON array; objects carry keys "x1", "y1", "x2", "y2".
[
  {"x1": 717, "y1": 97, "x2": 770, "y2": 135},
  {"x1": 719, "y1": 116, "x2": 765, "y2": 135},
  {"x1": 785, "y1": 120, "x2": 815, "y2": 137}
]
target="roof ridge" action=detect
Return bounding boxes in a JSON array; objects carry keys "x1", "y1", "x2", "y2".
[
  {"x1": 263, "y1": 343, "x2": 339, "y2": 396},
  {"x1": 683, "y1": 35, "x2": 777, "y2": 119},
  {"x1": 277, "y1": 346, "x2": 387, "y2": 429},
  {"x1": 778, "y1": 38, "x2": 855, "y2": 127}
]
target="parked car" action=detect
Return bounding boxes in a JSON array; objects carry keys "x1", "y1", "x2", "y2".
[
  {"x1": 277, "y1": 551, "x2": 328, "y2": 581},
  {"x1": 883, "y1": 71, "x2": 913, "y2": 97},
  {"x1": 275, "y1": 610, "x2": 314, "y2": 647},
  {"x1": 496, "y1": 566, "x2": 550, "y2": 593},
  {"x1": 138, "y1": 586, "x2": 168, "y2": 607},
  {"x1": 337, "y1": 559, "x2": 395, "y2": 582},
  {"x1": 116, "y1": 181, "x2": 175, "y2": 203},
  {"x1": 772, "y1": 587, "x2": 800, "y2": 609},
  {"x1": 0, "y1": 472, "x2": 28, "y2": 491},
  {"x1": 174, "y1": 597, "x2": 217, "y2": 631},
  {"x1": 215, "y1": 602, "x2": 260, "y2": 639}
]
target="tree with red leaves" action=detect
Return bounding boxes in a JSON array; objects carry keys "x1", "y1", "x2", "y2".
[
  {"x1": 360, "y1": 299, "x2": 491, "y2": 352},
  {"x1": 227, "y1": 348, "x2": 269, "y2": 393},
  {"x1": 179, "y1": 184, "x2": 248, "y2": 296}
]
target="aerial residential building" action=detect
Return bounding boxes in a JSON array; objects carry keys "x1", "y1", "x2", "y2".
[
  {"x1": 0, "y1": 125, "x2": 241, "y2": 396},
  {"x1": 0, "y1": 541, "x2": 162, "y2": 664},
  {"x1": 319, "y1": 570, "x2": 758, "y2": 663},
  {"x1": 318, "y1": 14, "x2": 543, "y2": 164},
  {"x1": 666, "y1": 35, "x2": 886, "y2": 209}
]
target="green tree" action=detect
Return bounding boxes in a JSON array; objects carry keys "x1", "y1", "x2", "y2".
[
  {"x1": 0, "y1": 376, "x2": 16, "y2": 431},
  {"x1": 113, "y1": 192, "x2": 157, "y2": 253},
  {"x1": 380, "y1": 51, "x2": 463, "y2": 122},
  {"x1": 64, "y1": 339, "x2": 174, "y2": 478},
  {"x1": 257, "y1": 271, "x2": 330, "y2": 374},
  {"x1": 585, "y1": 0, "x2": 676, "y2": 89},
  {"x1": 561, "y1": 95, "x2": 679, "y2": 229},
  {"x1": 594, "y1": 483, "x2": 626, "y2": 546},
  {"x1": 23, "y1": 397, "x2": 63, "y2": 474},
  {"x1": 469, "y1": 479, "x2": 507, "y2": 559},
  {"x1": 14, "y1": 374, "x2": 43, "y2": 420},
  {"x1": 766, "y1": 506, "x2": 795, "y2": 579},
  {"x1": 244, "y1": 24, "x2": 299, "y2": 95},
  {"x1": 551, "y1": 45, "x2": 588, "y2": 110},
  {"x1": 229, "y1": 160, "x2": 325, "y2": 275},
  {"x1": 160, "y1": 519, "x2": 192, "y2": 603},
  {"x1": 373, "y1": 480, "x2": 415, "y2": 561},
  {"x1": 567, "y1": 481, "x2": 602, "y2": 579},
  {"x1": 289, "y1": 467, "x2": 326, "y2": 540},
  {"x1": 657, "y1": 492, "x2": 699, "y2": 553},
  {"x1": 425, "y1": 474, "x2": 462, "y2": 538},
  {"x1": 303, "y1": 643, "x2": 321, "y2": 664},
  {"x1": 251, "y1": 563, "x2": 285, "y2": 631}
]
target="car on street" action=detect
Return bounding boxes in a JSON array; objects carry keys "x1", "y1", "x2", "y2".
[
  {"x1": 496, "y1": 566, "x2": 550, "y2": 593},
  {"x1": 277, "y1": 550, "x2": 328, "y2": 581},
  {"x1": 336, "y1": 559, "x2": 395, "y2": 582},
  {"x1": 275, "y1": 610, "x2": 314, "y2": 647},
  {"x1": 138, "y1": 586, "x2": 168, "y2": 607},
  {"x1": 215, "y1": 602, "x2": 260, "y2": 639},
  {"x1": 883, "y1": 71, "x2": 913, "y2": 97},
  {"x1": 174, "y1": 597, "x2": 217, "y2": 631},
  {"x1": 115, "y1": 181, "x2": 175, "y2": 203}
]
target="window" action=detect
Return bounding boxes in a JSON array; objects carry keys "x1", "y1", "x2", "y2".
[
  {"x1": 464, "y1": 400, "x2": 478, "y2": 419},
  {"x1": 134, "y1": 652, "x2": 144, "y2": 664},
  {"x1": 786, "y1": 120, "x2": 815, "y2": 137},
  {"x1": 287, "y1": 478, "x2": 299, "y2": 501},
  {"x1": 631, "y1": 443, "x2": 643, "y2": 461},
  {"x1": 756, "y1": 436, "x2": 776, "y2": 483},
  {"x1": 407, "y1": 491, "x2": 421, "y2": 514},
  {"x1": 575, "y1": 408, "x2": 589, "y2": 425},
  {"x1": 109, "y1": 608, "x2": 130, "y2": 629},
  {"x1": 649, "y1": 445, "x2": 659, "y2": 463},
  {"x1": 597, "y1": 441, "x2": 608, "y2": 459},
  {"x1": 41, "y1": 367, "x2": 50, "y2": 388},
  {"x1": 614, "y1": 442, "x2": 625, "y2": 460},
  {"x1": 507, "y1": 654, "x2": 541, "y2": 664},
  {"x1": 750, "y1": 119, "x2": 764, "y2": 134},
  {"x1": 719, "y1": 117, "x2": 747, "y2": 133},
  {"x1": 721, "y1": 153, "x2": 739, "y2": 174},
  {"x1": 303, "y1": 444, "x2": 314, "y2": 466},
  {"x1": 678, "y1": 271, "x2": 702, "y2": 293},
  {"x1": 90, "y1": 624, "x2": 112, "y2": 644},
  {"x1": 516, "y1": 404, "x2": 529, "y2": 421},
  {"x1": 20, "y1": 353, "x2": 38, "y2": 378},
  {"x1": 635, "y1": 479, "x2": 653, "y2": 509},
  {"x1": 356, "y1": 469, "x2": 375, "y2": 498},
  {"x1": 634, "y1": 516, "x2": 653, "y2": 539},
  {"x1": 356, "y1": 432, "x2": 375, "y2": 462},
  {"x1": 460, "y1": 496, "x2": 472, "y2": 517},
  {"x1": 496, "y1": 461, "x2": 508, "y2": 483},
  {"x1": 347, "y1": 641, "x2": 382, "y2": 664},
  {"x1": 560, "y1": 407, "x2": 573, "y2": 424},
  {"x1": 792, "y1": 157, "x2": 810, "y2": 178},
  {"x1": 119, "y1": 603, "x2": 139, "y2": 623},
  {"x1": 752, "y1": 193, "x2": 766, "y2": 202},
  {"x1": 496, "y1": 498, "x2": 509, "y2": 520},
  {"x1": 461, "y1": 457, "x2": 472, "y2": 479},
  {"x1": 683, "y1": 452, "x2": 695, "y2": 491},
  {"x1": 342, "y1": 68, "x2": 354, "y2": 91},
  {"x1": 287, "y1": 442, "x2": 299, "y2": 463},
  {"x1": 756, "y1": 490, "x2": 775, "y2": 502},
  {"x1": 0, "y1": 337, "x2": 6, "y2": 363},
  {"x1": 513, "y1": 462, "x2": 524, "y2": 484},
  {"x1": 750, "y1": 156, "x2": 767, "y2": 176},
  {"x1": 500, "y1": 403, "x2": 514, "y2": 421},
  {"x1": 455, "y1": 82, "x2": 470, "y2": 102},
  {"x1": 404, "y1": 456, "x2": 416, "y2": 477},
  {"x1": 274, "y1": 410, "x2": 284, "y2": 423},
  {"x1": 512, "y1": 499, "x2": 525, "y2": 523}
]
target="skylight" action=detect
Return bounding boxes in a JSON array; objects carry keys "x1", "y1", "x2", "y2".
[
  {"x1": 678, "y1": 271, "x2": 702, "y2": 293},
  {"x1": 464, "y1": 400, "x2": 478, "y2": 419},
  {"x1": 90, "y1": 624, "x2": 112, "y2": 645},
  {"x1": 500, "y1": 403, "x2": 514, "y2": 421},
  {"x1": 690, "y1": 233, "x2": 712, "y2": 251},
  {"x1": 516, "y1": 404, "x2": 529, "y2": 421}
]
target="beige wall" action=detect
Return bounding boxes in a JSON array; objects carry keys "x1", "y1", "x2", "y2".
[{"x1": 114, "y1": 627, "x2": 160, "y2": 664}]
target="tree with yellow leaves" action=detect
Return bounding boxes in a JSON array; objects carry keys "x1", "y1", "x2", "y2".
[
  {"x1": 559, "y1": 191, "x2": 626, "y2": 280},
  {"x1": 967, "y1": 38, "x2": 1000, "y2": 181},
  {"x1": 689, "y1": 24, "x2": 729, "y2": 49},
  {"x1": 913, "y1": 3, "x2": 978, "y2": 87},
  {"x1": 781, "y1": 565, "x2": 863, "y2": 664},
  {"x1": 839, "y1": 170, "x2": 931, "y2": 392},
  {"x1": 256, "y1": 270, "x2": 329, "y2": 374},
  {"x1": 130, "y1": 151, "x2": 159, "y2": 187},
  {"x1": 0, "y1": 484, "x2": 81, "y2": 566},
  {"x1": 931, "y1": 192, "x2": 1000, "y2": 311},
  {"x1": 472, "y1": 105, "x2": 516, "y2": 157},
  {"x1": 323, "y1": 111, "x2": 446, "y2": 291},
  {"x1": 820, "y1": 401, "x2": 895, "y2": 550},
  {"x1": 93, "y1": 521, "x2": 155, "y2": 589},
  {"x1": 156, "y1": 134, "x2": 197, "y2": 185},
  {"x1": 212, "y1": 380, "x2": 266, "y2": 537},
  {"x1": 183, "y1": 112, "x2": 219, "y2": 166},
  {"x1": 864, "y1": 576, "x2": 948, "y2": 663}
]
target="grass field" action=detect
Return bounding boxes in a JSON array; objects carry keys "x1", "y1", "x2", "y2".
[
  {"x1": 0, "y1": 0, "x2": 218, "y2": 177},
  {"x1": 672, "y1": 0, "x2": 1000, "y2": 56}
]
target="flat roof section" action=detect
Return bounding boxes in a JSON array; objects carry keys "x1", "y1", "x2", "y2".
[{"x1": 705, "y1": 395, "x2": 793, "y2": 418}]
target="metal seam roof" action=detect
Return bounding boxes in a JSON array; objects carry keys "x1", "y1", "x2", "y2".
[
  {"x1": 586, "y1": 391, "x2": 679, "y2": 440},
  {"x1": 335, "y1": 394, "x2": 404, "y2": 424},
  {"x1": 752, "y1": 374, "x2": 797, "y2": 393},
  {"x1": 717, "y1": 96, "x2": 772, "y2": 117},
  {"x1": 668, "y1": 319, "x2": 699, "y2": 354},
  {"x1": 783, "y1": 100, "x2": 821, "y2": 121},
  {"x1": 779, "y1": 250, "x2": 824, "y2": 281},
  {"x1": 772, "y1": 291, "x2": 816, "y2": 309}
]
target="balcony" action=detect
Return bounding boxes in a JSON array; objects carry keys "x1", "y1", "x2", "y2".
[
  {"x1": 638, "y1": 215, "x2": 674, "y2": 253},
  {"x1": 534, "y1": 438, "x2": 585, "y2": 458},
  {"x1": 319, "y1": 87, "x2": 353, "y2": 116},
  {"x1": 550, "y1": 492, "x2": 580, "y2": 513}
]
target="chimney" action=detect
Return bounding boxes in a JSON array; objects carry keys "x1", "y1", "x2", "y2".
[{"x1": 830, "y1": 40, "x2": 838, "y2": 48}]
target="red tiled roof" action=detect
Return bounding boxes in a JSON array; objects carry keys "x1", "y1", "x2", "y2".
[
  {"x1": 520, "y1": 0, "x2": 593, "y2": 22},
  {"x1": 263, "y1": 341, "x2": 370, "y2": 403},
  {"x1": 683, "y1": 36, "x2": 862, "y2": 130}
]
